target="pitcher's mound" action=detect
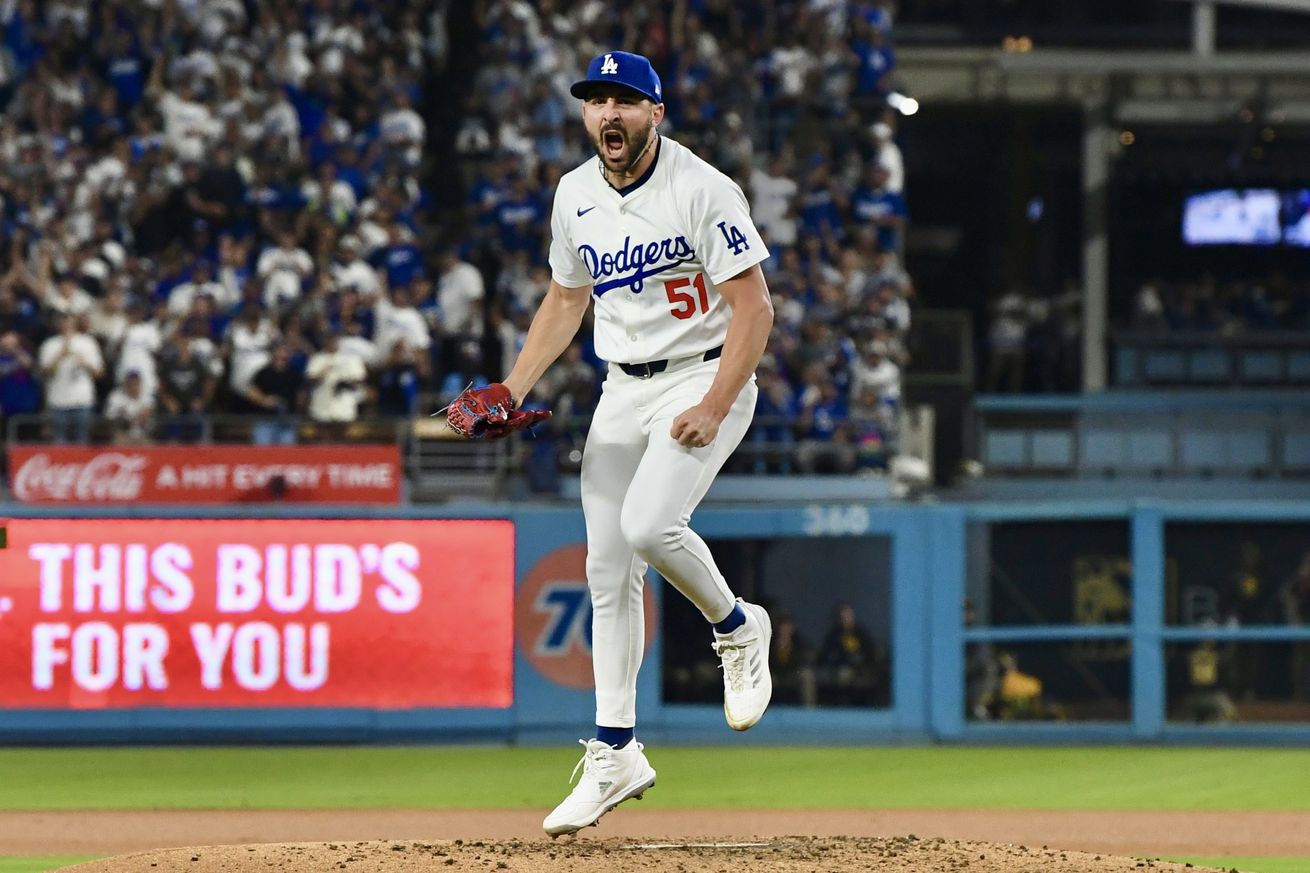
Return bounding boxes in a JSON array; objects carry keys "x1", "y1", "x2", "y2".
[{"x1": 55, "y1": 835, "x2": 1228, "y2": 872}]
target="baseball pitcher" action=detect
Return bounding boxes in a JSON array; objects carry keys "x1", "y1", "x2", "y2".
[{"x1": 446, "y1": 50, "x2": 776, "y2": 838}]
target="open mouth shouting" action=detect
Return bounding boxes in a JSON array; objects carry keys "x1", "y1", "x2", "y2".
[{"x1": 601, "y1": 127, "x2": 627, "y2": 162}]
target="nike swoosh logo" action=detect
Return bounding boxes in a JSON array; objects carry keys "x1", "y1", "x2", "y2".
[{"x1": 577, "y1": 206, "x2": 597, "y2": 217}]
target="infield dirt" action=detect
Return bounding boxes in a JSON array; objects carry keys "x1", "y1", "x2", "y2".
[
  {"x1": 13, "y1": 808, "x2": 1308, "y2": 873},
  {"x1": 54, "y1": 836, "x2": 1228, "y2": 873}
]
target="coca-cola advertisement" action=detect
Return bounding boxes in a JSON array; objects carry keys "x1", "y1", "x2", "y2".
[{"x1": 7, "y1": 446, "x2": 401, "y2": 505}]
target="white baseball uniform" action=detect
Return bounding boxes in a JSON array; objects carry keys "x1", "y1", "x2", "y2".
[{"x1": 548, "y1": 135, "x2": 769, "y2": 728}]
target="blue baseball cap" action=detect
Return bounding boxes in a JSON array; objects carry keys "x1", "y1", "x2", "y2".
[{"x1": 570, "y1": 51, "x2": 662, "y2": 104}]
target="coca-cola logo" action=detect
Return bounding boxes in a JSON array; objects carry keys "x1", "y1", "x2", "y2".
[{"x1": 13, "y1": 452, "x2": 148, "y2": 502}]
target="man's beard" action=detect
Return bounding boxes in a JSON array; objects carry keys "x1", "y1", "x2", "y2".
[{"x1": 595, "y1": 118, "x2": 656, "y2": 176}]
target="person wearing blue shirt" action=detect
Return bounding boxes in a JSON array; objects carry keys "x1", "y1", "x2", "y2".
[
  {"x1": 795, "y1": 378, "x2": 855, "y2": 474},
  {"x1": 104, "y1": 31, "x2": 146, "y2": 108},
  {"x1": 852, "y1": 19, "x2": 895, "y2": 98},
  {"x1": 0, "y1": 331, "x2": 40, "y2": 422},
  {"x1": 751, "y1": 361, "x2": 797, "y2": 473},
  {"x1": 494, "y1": 174, "x2": 546, "y2": 256},
  {"x1": 369, "y1": 222, "x2": 424, "y2": 289},
  {"x1": 529, "y1": 79, "x2": 566, "y2": 165},
  {"x1": 851, "y1": 163, "x2": 907, "y2": 254},
  {"x1": 799, "y1": 159, "x2": 848, "y2": 241}
]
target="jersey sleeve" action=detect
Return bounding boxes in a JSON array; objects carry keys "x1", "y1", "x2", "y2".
[
  {"x1": 547, "y1": 194, "x2": 593, "y2": 289},
  {"x1": 686, "y1": 172, "x2": 770, "y2": 286}
]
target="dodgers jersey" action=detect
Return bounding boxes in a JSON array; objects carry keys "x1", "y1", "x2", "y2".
[{"x1": 548, "y1": 136, "x2": 769, "y2": 365}]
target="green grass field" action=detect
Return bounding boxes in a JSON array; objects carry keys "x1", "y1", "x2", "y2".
[
  {"x1": 2, "y1": 747, "x2": 1307, "y2": 873},
  {"x1": 3, "y1": 746, "x2": 1308, "y2": 810},
  {"x1": 0, "y1": 861, "x2": 95, "y2": 873}
]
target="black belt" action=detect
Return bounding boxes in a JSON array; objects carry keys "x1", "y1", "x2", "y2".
[{"x1": 618, "y1": 345, "x2": 723, "y2": 378}]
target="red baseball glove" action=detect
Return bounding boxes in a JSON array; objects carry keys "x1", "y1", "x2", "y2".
[{"x1": 445, "y1": 383, "x2": 551, "y2": 440}]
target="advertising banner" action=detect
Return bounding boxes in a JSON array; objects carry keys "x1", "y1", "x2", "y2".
[
  {"x1": 7, "y1": 445, "x2": 402, "y2": 504},
  {"x1": 0, "y1": 519, "x2": 514, "y2": 709}
]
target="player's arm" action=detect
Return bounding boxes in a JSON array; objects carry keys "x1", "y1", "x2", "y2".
[
  {"x1": 502, "y1": 278, "x2": 593, "y2": 406},
  {"x1": 670, "y1": 264, "x2": 773, "y2": 448}
]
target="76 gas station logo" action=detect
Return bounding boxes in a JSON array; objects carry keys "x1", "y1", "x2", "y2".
[{"x1": 533, "y1": 583, "x2": 593, "y2": 657}]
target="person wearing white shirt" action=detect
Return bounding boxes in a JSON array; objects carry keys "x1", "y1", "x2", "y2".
[
  {"x1": 337, "y1": 318, "x2": 380, "y2": 369},
  {"x1": 168, "y1": 260, "x2": 236, "y2": 317},
  {"x1": 374, "y1": 286, "x2": 432, "y2": 361},
  {"x1": 225, "y1": 304, "x2": 280, "y2": 395},
  {"x1": 850, "y1": 340, "x2": 901, "y2": 404},
  {"x1": 115, "y1": 303, "x2": 163, "y2": 397},
  {"x1": 435, "y1": 248, "x2": 485, "y2": 340},
  {"x1": 88, "y1": 282, "x2": 130, "y2": 354},
  {"x1": 256, "y1": 232, "x2": 314, "y2": 312},
  {"x1": 44, "y1": 273, "x2": 95, "y2": 319},
  {"x1": 306, "y1": 333, "x2": 367, "y2": 424},
  {"x1": 302, "y1": 162, "x2": 357, "y2": 225},
  {"x1": 104, "y1": 370, "x2": 155, "y2": 444},
  {"x1": 380, "y1": 90, "x2": 426, "y2": 166},
  {"x1": 38, "y1": 314, "x2": 104, "y2": 444},
  {"x1": 749, "y1": 153, "x2": 799, "y2": 247},
  {"x1": 330, "y1": 236, "x2": 381, "y2": 297},
  {"x1": 156, "y1": 80, "x2": 221, "y2": 155},
  {"x1": 870, "y1": 121, "x2": 904, "y2": 194}
]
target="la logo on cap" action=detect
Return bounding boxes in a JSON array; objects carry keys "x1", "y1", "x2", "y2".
[{"x1": 600, "y1": 53, "x2": 618, "y2": 75}]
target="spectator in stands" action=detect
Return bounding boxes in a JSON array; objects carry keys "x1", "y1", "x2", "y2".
[
  {"x1": 817, "y1": 602, "x2": 887, "y2": 707},
  {"x1": 375, "y1": 285, "x2": 431, "y2": 364},
  {"x1": 257, "y1": 230, "x2": 314, "y2": 314},
  {"x1": 338, "y1": 318, "x2": 380, "y2": 370},
  {"x1": 376, "y1": 338, "x2": 426, "y2": 418},
  {"x1": 225, "y1": 303, "x2": 280, "y2": 402},
  {"x1": 374, "y1": 221, "x2": 425, "y2": 291},
  {"x1": 38, "y1": 313, "x2": 104, "y2": 444},
  {"x1": 795, "y1": 375, "x2": 855, "y2": 474},
  {"x1": 157, "y1": 333, "x2": 215, "y2": 443},
  {"x1": 750, "y1": 359, "x2": 797, "y2": 474},
  {"x1": 306, "y1": 331, "x2": 366, "y2": 432},
  {"x1": 436, "y1": 246, "x2": 486, "y2": 361},
  {"x1": 850, "y1": 340, "x2": 901, "y2": 417},
  {"x1": 868, "y1": 120, "x2": 904, "y2": 194},
  {"x1": 247, "y1": 343, "x2": 305, "y2": 446},
  {"x1": 0, "y1": 0, "x2": 920, "y2": 483},
  {"x1": 851, "y1": 163, "x2": 907, "y2": 255},
  {"x1": 105, "y1": 370, "x2": 155, "y2": 445},
  {"x1": 88, "y1": 279, "x2": 130, "y2": 355},
  {"x1": 848, "y1": 383, "x2": 890, "y2": 472},
  {"x1": 750, "y1": 152, "x2": 800, "y2": 249},
  {"x1": 851, "y1": 12, "x2": 896, "y2": 112},
  {"x1": 331, "y1": 235, "x2": 380, "y2": 298},
  {"x1": 985, "y1": 288, "x2": 1029, "y2": 393},
  {"x1": 0, "y1": 331, "x2": 40, "y2": 429}
]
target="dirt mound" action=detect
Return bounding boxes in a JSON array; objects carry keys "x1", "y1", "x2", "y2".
[{"x1": 54, "y1": 836, "x2": 1228, "y2": 873}]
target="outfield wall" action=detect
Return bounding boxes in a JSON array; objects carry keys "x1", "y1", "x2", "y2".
[{"x1": 1, "y1": 501, "x2": 1308, "y2": 745}]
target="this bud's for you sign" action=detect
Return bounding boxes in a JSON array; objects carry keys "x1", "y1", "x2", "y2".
[{"x1": 0, "y1": 519, "x2": 514, "y2": 709}]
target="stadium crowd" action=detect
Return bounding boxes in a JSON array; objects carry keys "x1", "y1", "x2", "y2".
[
  {"x1": 0, "y1": 0, "x2": 915, "y2": 477},
  {"x1": 1131, "y1": 276, "x2": 1310, "y2": 334},
  {"x1": 0, "y1": 0, "x2": 446, "y2": 444}
]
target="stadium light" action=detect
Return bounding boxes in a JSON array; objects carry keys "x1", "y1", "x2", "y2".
[{"x1": 886, "y1": 91, "x2": 920, "y2": 116}]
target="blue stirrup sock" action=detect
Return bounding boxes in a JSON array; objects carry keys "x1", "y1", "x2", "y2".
[
  {"x1": 596, "y1": 725, "x2": 635, "y2": 748},
  {"x1": 713, "y1": 603, "x2": 747, "y2": 634}
]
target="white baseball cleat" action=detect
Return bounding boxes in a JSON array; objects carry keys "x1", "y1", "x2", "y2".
[
  {"x1": 542, "y1": 738, "x2": 657, "y2": 838},
  {"x1": 713, "y1": 599, "x2": 773, "y2": 731}
]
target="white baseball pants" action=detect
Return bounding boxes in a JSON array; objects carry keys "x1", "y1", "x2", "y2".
[{"x1": 580, "y1": 356, "x2": 757, "y2": 728}]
